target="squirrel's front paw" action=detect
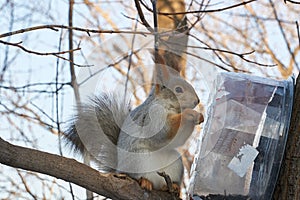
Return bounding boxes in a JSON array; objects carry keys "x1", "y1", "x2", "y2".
[
  {"x1": 138, "y1": 177, "x2": 153, "y2": 191},
  {"x1": 183, "y1": 109, "x2": 204, "y2": 125}
]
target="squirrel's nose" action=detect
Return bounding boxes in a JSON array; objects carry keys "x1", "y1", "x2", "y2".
[{"x1": 194, "y1": 98, "x2": 200, "y2": 106}]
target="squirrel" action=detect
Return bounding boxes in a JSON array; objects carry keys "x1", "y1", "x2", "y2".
[
  {"x1": 63, "y1": 0, "x2": 203, "y2": 194},
  {"x1": 64, "y1": 53, "x2": 204, "y2": 192}
]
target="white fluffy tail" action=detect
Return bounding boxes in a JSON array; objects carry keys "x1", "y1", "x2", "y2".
[{"x1": 64, "y1": 93, "x2": 131, "y2": 172}]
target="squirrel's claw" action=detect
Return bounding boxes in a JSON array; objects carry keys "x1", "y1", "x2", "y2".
[
  {"x1": 138, "y1": 177, "x2": 153, "y2": 191},
  {"x1": 198, "y1": 113, "x2": 204, "y2": 124},
  {"x1": 161, "y1": 183, "x2": 180, "y2": 195},
  {"x1": 171, "y1": 183, "x2": 180, "y2": 194}
]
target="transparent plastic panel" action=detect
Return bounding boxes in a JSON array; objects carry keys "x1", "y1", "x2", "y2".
[{"x1": 189, "y1": 72, "x2": 294, "y2": 200}]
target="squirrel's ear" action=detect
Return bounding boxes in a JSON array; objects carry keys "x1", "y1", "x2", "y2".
[
  {"x1": 152, "y1": 50, "x2": 171, "y2": 85},
  {"x1": 152, "y1": 49, "x2": 182, "y2": 73},
  {"x1": 153, "y1": 65, "x2": 169, "y2": 95},
  {"x1": 154, "y1": 83, "x2": 162, "y2": 95},
  {"x1": 160, "y1": 50, "x2": 182, "y2": 73},
  {"x1": 152, "y1": 50, "x2": 165, "y2": 65},
  {"x1": 154, "y1": 63, "x2": 171, "y2": 87},
  {"x1": 151, "y1": 49, "x2": 182, "y2": 95}
]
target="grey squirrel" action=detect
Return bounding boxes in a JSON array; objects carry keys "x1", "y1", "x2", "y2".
[{"x1": 64, "y1": 54, "x2": 204, "y2": 192}]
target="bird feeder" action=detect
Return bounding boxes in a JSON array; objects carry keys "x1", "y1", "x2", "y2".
[{"x1": 189, "y1": 72, "x2": 294, "y2": 200}]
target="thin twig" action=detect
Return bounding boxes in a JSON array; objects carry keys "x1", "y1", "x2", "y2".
[
  {"x1": 152, "y1": 0, "x2": 159, "y2": 62},
  {"x1": 269, "y1": 0, "x2": 299, "y2": 70},
  {"x1": 0, "y1": 102, "x2": 57, "y2": 133},
  {"x1": 0, "y1": 82, "x2": 69, "y2": 89},
  {"x1": 0, "y1": 83, "x2": 67, "y2": 93},
  {"x1": 30, "y1": 102, "x2": 57, "y2": 124},
  {"x1": 124, "y1": 17, "x2": 138, "y2": 100},
  {"x1": 56, "y1": 29, "x2": 63, "y2": 156},
  {"x1": 0, "y1": 40, "x2": 89, "y2": 67},
  {"x1": 78, "y1": 41, "x2": 151, "y2": 86},
  {"x1": 184, "y1": 50, "x2": 239, "y2": 72},
  {"x1": 70, "y1": 1, "x2": 91, "y2": 199},
  {"x1": 1, "y1": 0, "x2": 15, "y2": 81},
  {"x1": 134, "y1": 0, "x2": 154, "y2": 32},
  {"x1": 296, "y1": 21, "x2": 300, "y2": 48},
  {"x1": 187, "y1": 34, "x2": 276, "y2": 68},
  {"x1": 17, "y1": 170, "x2": 38, "y2": 200},
  {"x1": 226, "y1": 13, "x2": 295, "y2": 24},
  {"x1": 0, "y1": 40, "x2": 80, "y2": 56},
  {"x1": 141, "y1": 0, "x2": 257, "y2": 15},
  {"x1": 0, "y1": 24, "x2": 150, "y2": 39},
  {"x1": 284, "y1": 0, "x2": 300, "y2": 4}
]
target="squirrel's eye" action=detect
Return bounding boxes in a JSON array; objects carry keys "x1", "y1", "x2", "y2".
[{"x1": 175, "y1": 86, "x2": 183, "y2": 93}]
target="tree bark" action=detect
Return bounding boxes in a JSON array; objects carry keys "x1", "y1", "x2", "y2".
[
  {"x1": 273, "y1": 74, "x2": 300, "y2": 200},
  {"x1": 0, "y1": 137, "x2": 180, "y2": 200}
]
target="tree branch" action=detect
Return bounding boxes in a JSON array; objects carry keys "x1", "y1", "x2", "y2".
[
  {"x1": 284, "y1": 0, "x2": 300, "y2": 4},
  {"x1": 134, "y1": 0, "x2": 154, "y2": 32},
  {"x1": 140, "y1": 0, "x2": 257, "y2": 15},
  {"x1": 0, "y1": 40, "x2": 80, "y2": 56},
  {"x1": 0, "y1": 40, "x2": 90, "y2": 67},
  {"x1": 0, "y1": 137, "x2": 180, "y2": 200},
  {"x1": 0, "y1": 25, "x2": 150, "y2": 39}
]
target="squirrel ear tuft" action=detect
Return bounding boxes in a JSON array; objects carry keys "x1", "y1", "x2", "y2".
[
  {"x1": 154, "y1": 63, "x2": 170, "y2": 87},
  {"x1": 161, "y1": 51, "x2": 182, "y2": 72},
  {"x1": 151, "y1": 49, "x2": 182, "y2": 73},
  {"x1": 151, "y1": 49, "x2": 166, "y2": 66},
  {"x1": 154, "y1": 83, "x2": 162, "y2": 95},
  {"x1": 151, "y1": 49, "x2": 171, "y2": 85}
]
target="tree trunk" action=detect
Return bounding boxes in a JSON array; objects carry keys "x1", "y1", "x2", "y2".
[{"x1": 273, "y1": 74, "x2": 300, "y2": 199}]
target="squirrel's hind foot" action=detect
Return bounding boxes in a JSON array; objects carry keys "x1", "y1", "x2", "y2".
[
  {"x1": 171, "y1": 183, "x2": 180, "y2": 194},
  {"x1": 138, "y1": 177, "x2": 153, "y2": 191},
  {"x1": 161, "y1": 183, "x2": 180, "y2": 197}
]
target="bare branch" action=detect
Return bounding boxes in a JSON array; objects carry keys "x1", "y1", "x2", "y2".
[
  {"x1": 0, "y1": 25, "x2": 150, "y2": 39},
  {"x1": 284, "y1": 0, "x2": 300, "y2": 4},
  {"x1": 143, "y1": 0, "x2": 257, "y2": 15},
  {"x1": 0, "y1": 102, "x2": 58, "y2": 135},
  {"x1": 134, "y1": 0, "x2": 154, "y2": 32},
  {"x1": 297, "y1": 21, "x2": 300, "y2": 47},
  {"x1": 269, "y1": 0, "x2": 299, "y2": 70},
  {"x1": 187, "y1": 34, "x2": 276, "y2": 67},
  {"x1": 0, "y1": 82, "x2": 69, "y2": 94},
  {"x1": 0, "y1": 40, "x2": 90, "y2": 67},
  {"x1": 17, "y1": 170, "x2": 38, "y2": 200},
  {"x1": 0, "y1": 40, "x2": 80, "y2": 56}
]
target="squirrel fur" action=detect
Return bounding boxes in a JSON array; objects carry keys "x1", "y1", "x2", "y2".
[
  {"x1": 63, "y1": 0, "x2": 203, "y2": 192},
  {"x1": 64, "y1": 59, "x2": 204, "y2": 191}
]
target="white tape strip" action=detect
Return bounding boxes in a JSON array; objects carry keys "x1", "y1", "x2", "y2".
[{"x1": 228, "y1": 144, "x2": 259, "y2": 177}]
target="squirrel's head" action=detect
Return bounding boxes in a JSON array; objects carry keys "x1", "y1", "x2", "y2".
[{"x1": 152, "y1": 53, "x2": 200, "y2": 112}]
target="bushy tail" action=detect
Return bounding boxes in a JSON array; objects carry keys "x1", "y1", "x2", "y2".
[{"x1": 64, "y1": 93, "x2": 131, "y2": 172}]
